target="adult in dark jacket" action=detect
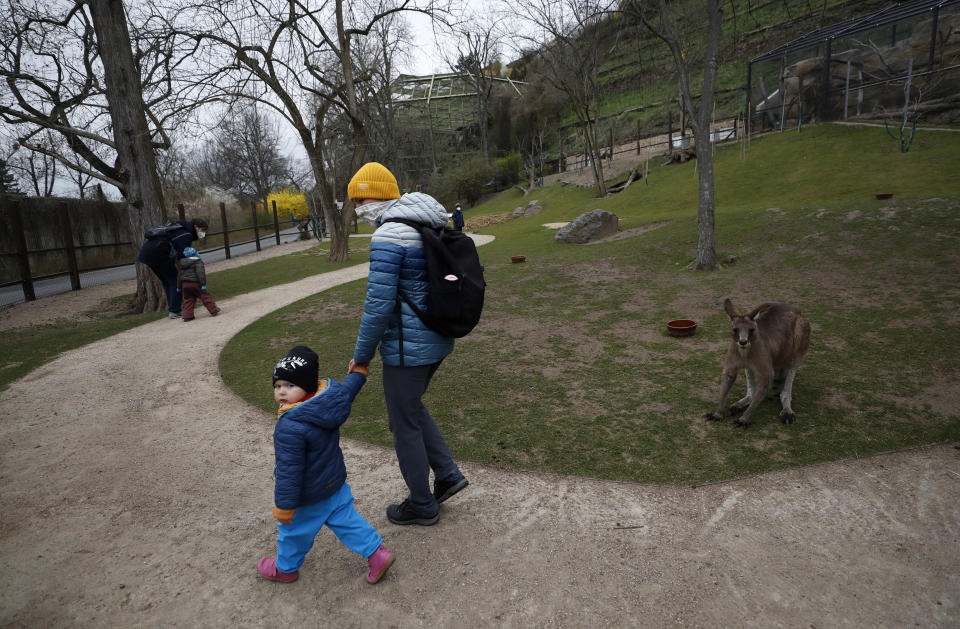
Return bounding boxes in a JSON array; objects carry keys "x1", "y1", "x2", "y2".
[
  {"x1": 136, "y1": 218, "x2": 208, "y2": 318},
  {"x1": 451, "y1": 203, "x2": 464, "y2": 231},
  {"x1": 349, "y1": 162, "x2": 469, "y2": 527}
]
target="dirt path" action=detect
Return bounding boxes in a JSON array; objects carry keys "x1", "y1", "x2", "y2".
[{"x1": 1, "y1": 235, "x2": 958, "y2": 628}]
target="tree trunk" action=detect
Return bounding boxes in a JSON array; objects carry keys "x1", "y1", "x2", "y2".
[
  {"x1": 332, "y1": 119, "x2": 369, "y2": 263},
  {"x1": 646, "y1": 0, "x2": 723, "y2": 270},
  {"x1": 692, "y1": 132, "x2": 719, "y2": 270},
  {"x1": 88, "y1": 0, "x2": 166, "y2": 313},
  {"x1": 583, "y1": 121, "x2": 607, "y2": 196}
]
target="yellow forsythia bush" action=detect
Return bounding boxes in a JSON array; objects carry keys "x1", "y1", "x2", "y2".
[{"x1": 267, "y1": 188, "x2": 310, "y2": 222}]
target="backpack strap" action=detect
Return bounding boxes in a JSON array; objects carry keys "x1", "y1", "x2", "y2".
[{"x1": 384, "y1": 217, "x2": 432, "y2": 324}]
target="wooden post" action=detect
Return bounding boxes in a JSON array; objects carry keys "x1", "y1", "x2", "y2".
[
  {"x1": 177, "y1": 203, "x2": 186, "y2": 221},
  {"x1": 271, "y1": 199, "x2": 281, "y2": 246},
  {"x1": 251, "y1": 201, "x2": 261, "y2": 252},
  {"x1": 636, "y1": 119, "x2": 641, "y2": 155},
  {"x1": 60, "y1": 203, "x2": 81, "y2": 291},
  {"x1": 10, "y1": 199, "x2": 35, "y2": 302},
  {"x1": 219, "y1": 202, "x2": 231, "y2": 259}
]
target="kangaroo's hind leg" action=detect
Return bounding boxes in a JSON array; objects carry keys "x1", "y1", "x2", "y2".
[
  {"x1": 728, "y1": 369, "x2": 755, "y2": 415},
  {"x1": 778, "y1": 367, "x2": 799, "y2": 424}
]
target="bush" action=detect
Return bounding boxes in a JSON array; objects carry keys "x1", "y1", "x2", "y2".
[
  {"x1": 266, "y1": 188, "x2": 309, "y2": 222},
  {"x1": 428, "y1": 155, "x2": 494, "y2": 207},
  {"x1": 494, "y1": 152, "x2": 522, "y2": 189}
]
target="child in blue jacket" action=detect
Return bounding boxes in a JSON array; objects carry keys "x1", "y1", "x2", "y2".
[{"x1": 258, "y1": 345, "x2": 395, "y2": 584}]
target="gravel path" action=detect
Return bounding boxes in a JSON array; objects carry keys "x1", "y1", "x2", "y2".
[{"x1": 0, "y1": 234, "x2": 957, "y2": 628}]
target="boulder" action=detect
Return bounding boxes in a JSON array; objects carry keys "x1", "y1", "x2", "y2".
[
  {"x1": 554, "y1": 209, "x2": 619, "y2": 244},
  {"x1": 512, "y1": 206, "x2": 526, "y2": 216},
  {"x1": 524, "y1": 205, "x2": 543, "y2": 217}
]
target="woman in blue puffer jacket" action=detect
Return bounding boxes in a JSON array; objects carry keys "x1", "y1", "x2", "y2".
[{"x1": 350, "y1": 162, "x2": 469, "y2": 527}]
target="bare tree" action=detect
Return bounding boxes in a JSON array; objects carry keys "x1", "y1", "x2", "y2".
[
  {"x1": 446, "y1": 15, "x2": 504, "y2": 160},
  {"x1": 506, "y1": 0, "x2": 616, "y2": 197},
  {"x1": 87, "y1": 0, "x2": 170, "y2": 312},
  {"x1": 357, "y1": 15, "x2": 410, "y2": 169},
  {"x1": 511, "y1": 71, "x2": 563, "y2": 192},
  {"x1": 0, "y1": 1, "x2": 203, "y2": 192},
  {"x1": 163, "y1": 0, "x2": 448, "y2": 262},
  {"x1": 199, "y1": 105, "x2": 291, "y2": 206},
  {"x1": 6, "y1": 133, "x2": 59, "y2": 196},
  {"x1": 628, "y1": 0, "x2": 724, "y2": 271},
  {"x1": 0, "y1": 0, "x2": 209, "y2": 311}
]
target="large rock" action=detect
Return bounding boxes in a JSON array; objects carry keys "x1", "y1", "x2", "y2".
[
  {"x1": 524, "y1": 204, "x2": 543, "y2": 217},
  {"x1": 554, "y1": 209, "x2": 619, "y2": 244}
]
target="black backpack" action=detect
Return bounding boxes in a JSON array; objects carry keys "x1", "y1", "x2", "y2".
[
  {"x1": 385, "y1": 218, "x2": 485, "y2": 338},
  {"x1": 144, "y1": 221, "x2": 181, "y2": 240}
]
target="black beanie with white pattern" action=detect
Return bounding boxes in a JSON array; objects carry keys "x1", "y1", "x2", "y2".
[{"x1": 272, "y1": 345, "x2": 319, "y2": 394}]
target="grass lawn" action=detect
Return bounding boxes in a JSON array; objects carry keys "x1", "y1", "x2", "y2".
[
  {"x1": 0, "y1": 244, "x2": 369, "y2": 392},
  {"x1": 221, "y1": 123, "x2": 960, "y2": 485}
]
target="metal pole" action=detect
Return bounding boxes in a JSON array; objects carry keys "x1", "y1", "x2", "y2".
[
  {"x1": 219, "y1": 202, "x2": 231, "y2": 259},
  {"x1": 60, "y1": 203, "x2": 81, "y2": 291}
]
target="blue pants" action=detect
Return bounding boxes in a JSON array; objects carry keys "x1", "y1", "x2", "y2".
[
  {"x1": 275, "y1": 483, "x2": 382, "y2": 573},
  {"x1": 383, "y1": 362, "x2": 461, "y2": 516},
  {"x1": 148, "y1": 261, "x2": 181, "y2": 315}
]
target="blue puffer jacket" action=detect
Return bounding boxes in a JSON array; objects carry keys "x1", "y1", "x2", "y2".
[
  {"x1": 353, "y1": 192, "x2": 455, "y2": 367},
  {"x1": 273, "y1": 373, "x2": 366, "y2": 510}
]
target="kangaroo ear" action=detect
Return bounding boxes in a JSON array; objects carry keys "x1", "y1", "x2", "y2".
[
  {"x1": 723, "y1": 298, "x2": 739, "y2": 319},
  {"x1": 748, "y1": 304, "x2": 770, "y2": 321}
]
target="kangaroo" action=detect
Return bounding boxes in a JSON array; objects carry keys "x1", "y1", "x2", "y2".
[{"x1": 705, "y1": 298, "x2": 811, "y2": 427}]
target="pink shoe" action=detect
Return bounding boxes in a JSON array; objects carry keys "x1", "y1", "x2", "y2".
[
  {"x1": 258, "y1": 557, "x2": 299, "y2": 583},
  {"x1": 366, "y1": 545, "x2": 395, "y2": 584}
]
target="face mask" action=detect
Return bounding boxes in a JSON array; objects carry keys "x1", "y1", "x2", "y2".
[
  {"x1": 197, "y1": 230, "x2": 206, "y2": 239},
  {"x1": 354, "y1": 200, "x2": 393, "y2": 226}
]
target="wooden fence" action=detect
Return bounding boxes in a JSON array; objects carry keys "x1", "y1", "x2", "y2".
[{"x1": 0, "y1": 198, "x2": 305, "y2": 303}]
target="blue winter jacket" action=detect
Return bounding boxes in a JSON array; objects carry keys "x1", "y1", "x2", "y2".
[
  {"x1": 273, "y1": 372, "x2": 366, "y2": 510},
  {"x1": 353, "y1": 192, "x2": 455, "y2": 367},
  {"x1": 137, "y1": 220, "x2": 199, "y2": 267}
]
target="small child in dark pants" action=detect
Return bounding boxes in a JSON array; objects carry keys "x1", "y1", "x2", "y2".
[
  {"x1": 258, "y1": 345, "x2": 395, "y2": 585},
  {"x1": 176, "y1": 247, "x2": 220, "y2": 321}
]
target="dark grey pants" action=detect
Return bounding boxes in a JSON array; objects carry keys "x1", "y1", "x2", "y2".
[{"x1": 382, "y1": 362, "x2": 460, "y2": 516}]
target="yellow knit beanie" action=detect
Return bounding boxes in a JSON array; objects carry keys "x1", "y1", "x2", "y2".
[{"x1": 347, "y1": 162, "x2": 400, "y2": 202}]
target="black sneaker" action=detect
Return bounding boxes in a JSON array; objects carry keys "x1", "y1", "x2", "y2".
[
  {"x1": 433, "y1": 476, "x2": 469, "y2": 504},
  {"x1": 386, "y1": 500, "x2": 438, "y2": 526}
]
